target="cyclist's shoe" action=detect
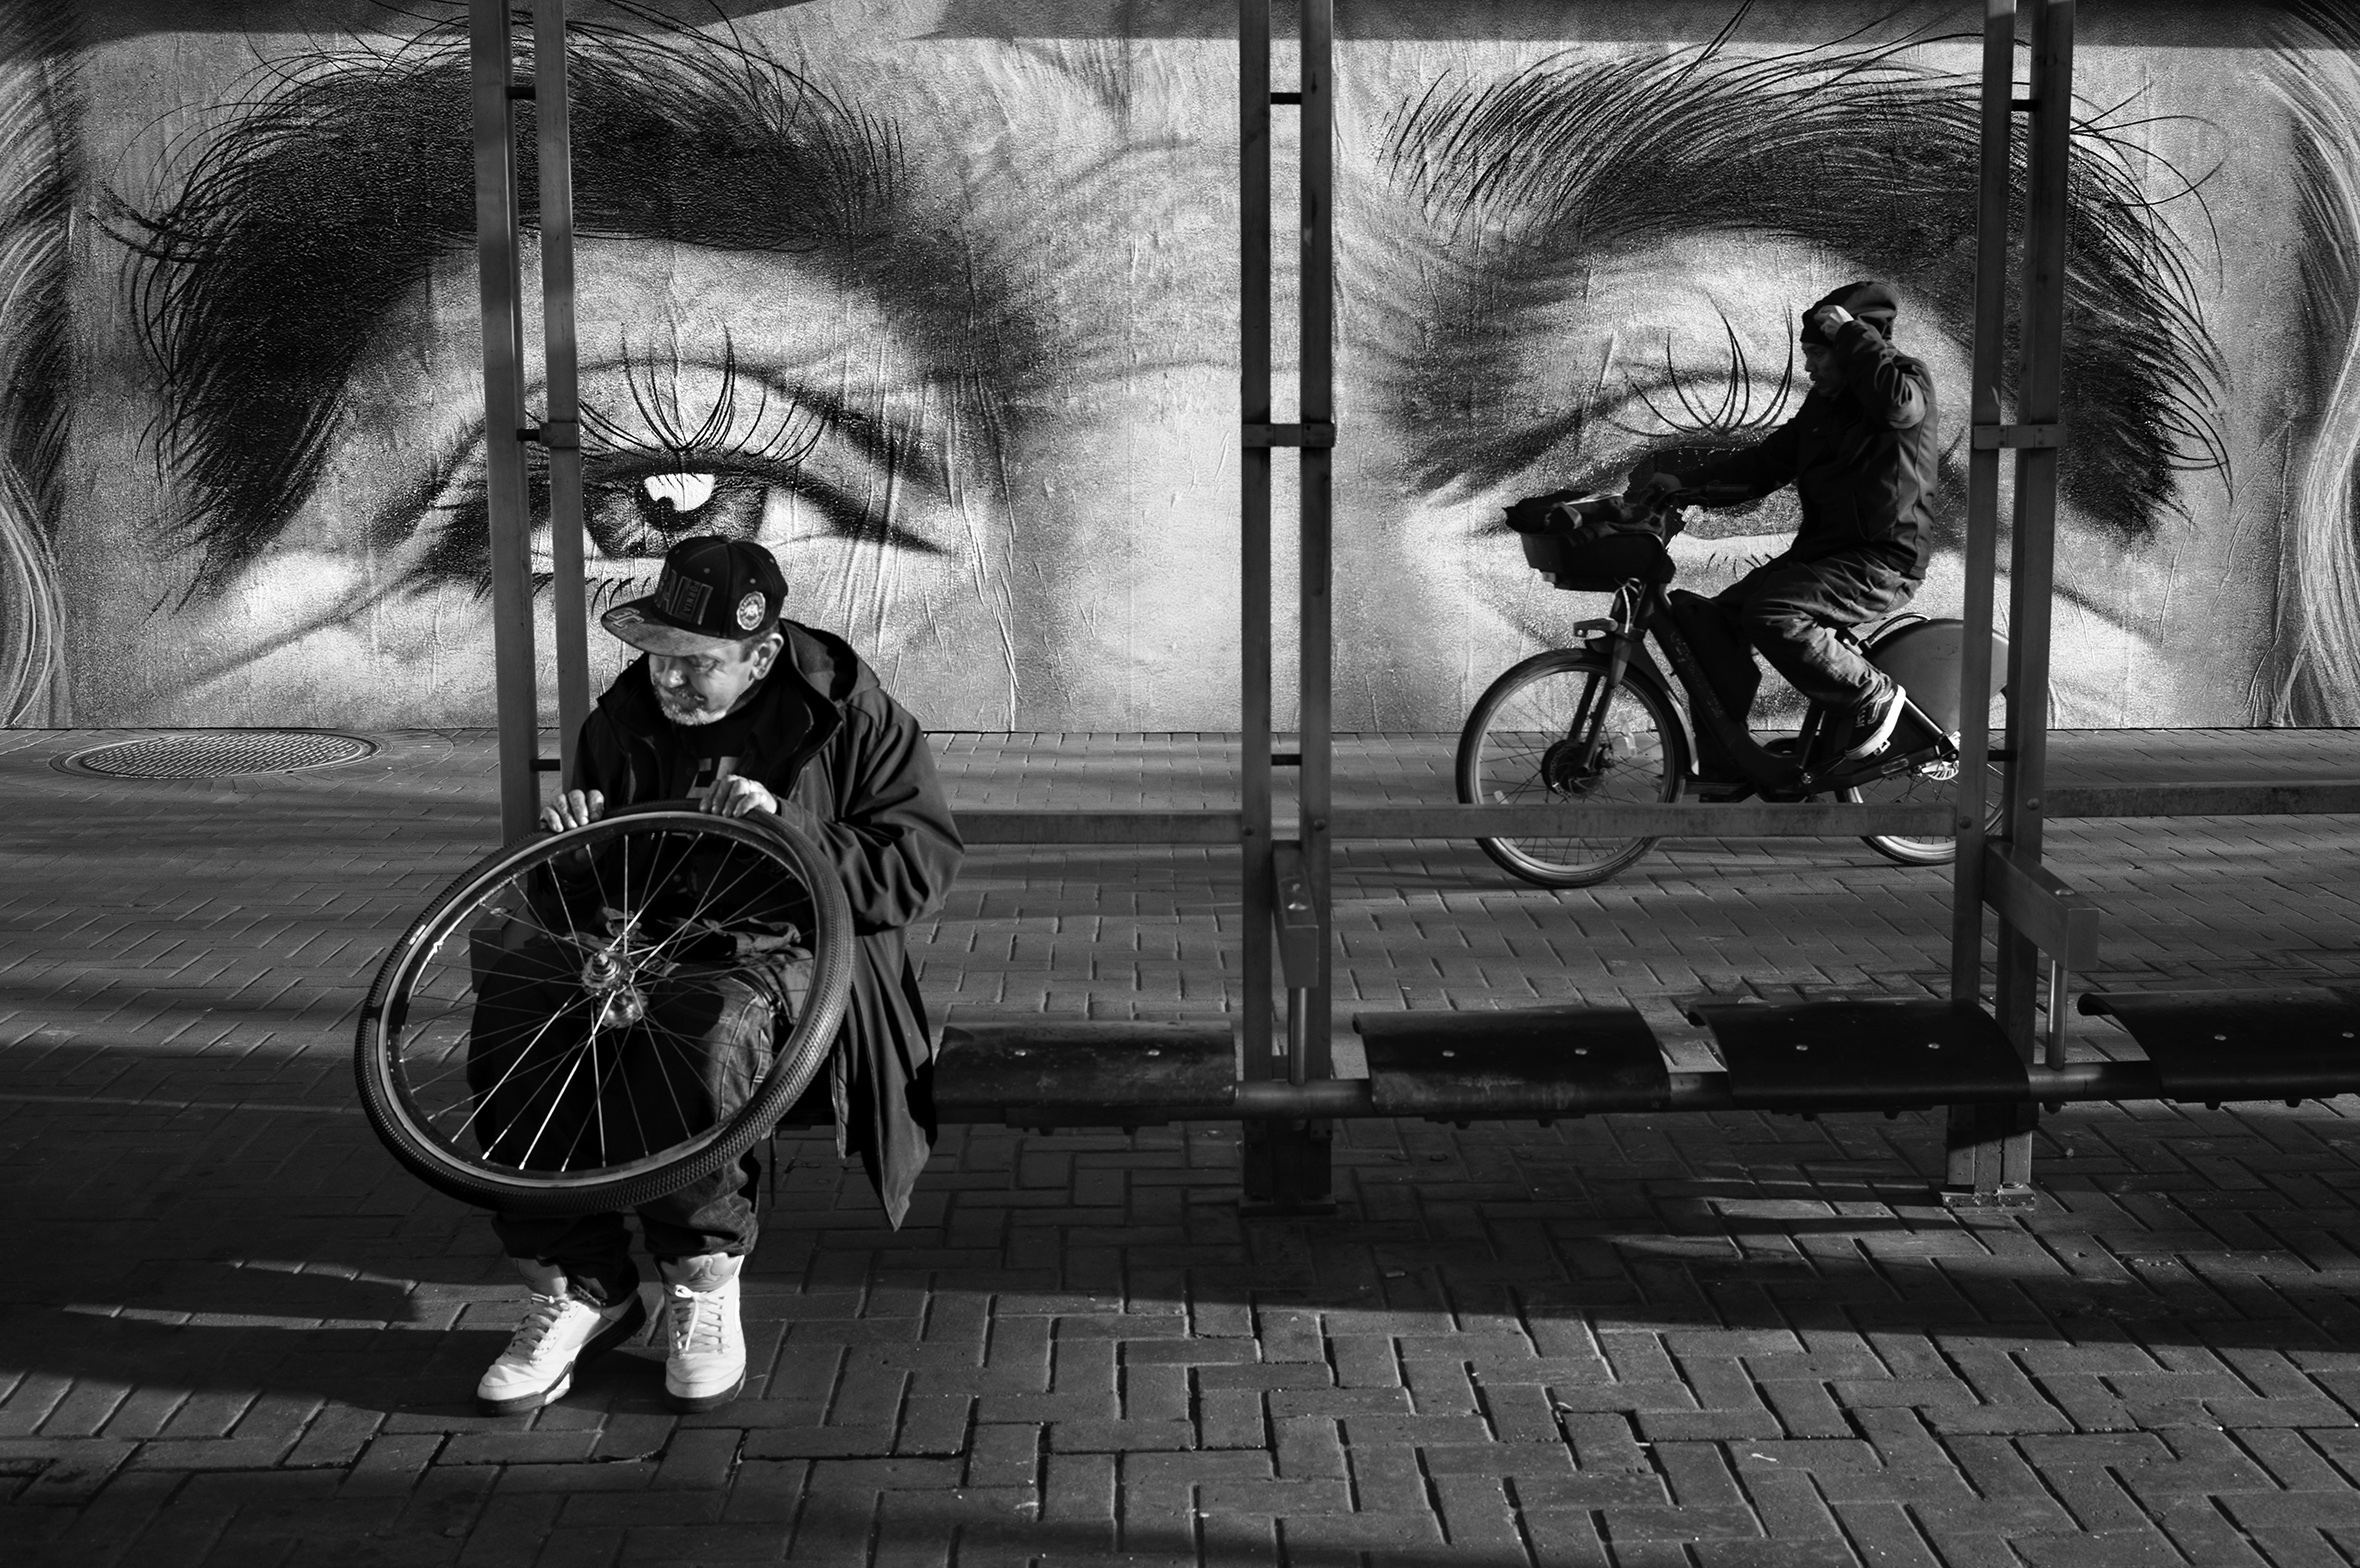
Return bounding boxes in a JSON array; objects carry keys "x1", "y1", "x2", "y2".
[
  {"x1": 1836, "y1": 674, "x2": 1906, "y2": 765},
  {"x1": 476, "y1": 1288, "x2": 647, "y2": 1415},
  {"x1": 660, "y1": 1254, "x2": 747, "y2": 1412},
  {"x1": 1687, "y1": 765, "x2": 1751, "y2": 802}
]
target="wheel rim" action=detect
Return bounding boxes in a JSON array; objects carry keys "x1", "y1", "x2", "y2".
[
  {"x1": 1849, "y1": 707, "x2": 2004, "y2": 857},
  {"x1": 362, "y1": 811, "x2": 844, "y2": 1200},
  {"x1": 1472, "y1": 663, "x2": 1675, "y2": 875}
]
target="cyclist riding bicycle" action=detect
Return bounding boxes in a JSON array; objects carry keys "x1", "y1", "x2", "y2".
[
  {"x1": 1628, "y1": 279, "x2": 1939, "y2": 780},
  {"x1": 471, "y1": 534, "x2": 963, "y2": 1417}
]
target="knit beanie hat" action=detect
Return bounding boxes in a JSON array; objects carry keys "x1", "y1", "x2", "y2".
[{"x1": 1800, "y1": 280, "x2": 1899, "y2": 345}]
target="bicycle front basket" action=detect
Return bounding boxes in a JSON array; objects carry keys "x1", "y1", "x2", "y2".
[{"x1": 1522, "y1": 528, "x2": 1674, "y2": 592}]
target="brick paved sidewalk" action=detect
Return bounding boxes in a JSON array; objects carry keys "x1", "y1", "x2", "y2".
[{"x1": 2, "y1": 729, "x2": 2359, "y2": 1566}]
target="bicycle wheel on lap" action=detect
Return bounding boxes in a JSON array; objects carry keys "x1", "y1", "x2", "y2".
[
  {"x1": 355, "y1": 801, "x2": 854, "y2": 1216},
  {"x1": 1457, "y1": 648, "x2": 1688, "y2": 888}
]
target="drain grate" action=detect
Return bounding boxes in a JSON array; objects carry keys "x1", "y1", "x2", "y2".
[{"x1": 61, "y1": 731, "x2": 379, "y2": 780}]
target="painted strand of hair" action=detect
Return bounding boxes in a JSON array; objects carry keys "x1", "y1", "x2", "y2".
[
  {"x1": 1383, "y1": 13, "x2": 2228, "y2": 554},
  {"x1": 0, "y1": 0, "x2": 72, "y2": 725},
  {"x1": 111, "y1": 10, "x2": 901, "y2": 598},
  {"x1": 2268, "y1": 0, "x2": 2360, "y2": 726}
]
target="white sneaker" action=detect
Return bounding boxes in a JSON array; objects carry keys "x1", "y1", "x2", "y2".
[
  {"x1": 661, "y1": 1256, "x2": 747, "y2": 1413},
  {"x1": 476, "y1": 1290, "x2": 647, "y2": 1415}
]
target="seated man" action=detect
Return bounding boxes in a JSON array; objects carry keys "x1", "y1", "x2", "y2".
[
  {"x1": 474, "y1": 534, "x2": 963, "y2": 1416},
  {"x1": 1632, "y1": 280, "x2": 1939, "y2": 774}
]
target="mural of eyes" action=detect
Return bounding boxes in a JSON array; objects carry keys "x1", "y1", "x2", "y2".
[{"x1": 413, "y1": 346, "x2": 951, "y2": 604}]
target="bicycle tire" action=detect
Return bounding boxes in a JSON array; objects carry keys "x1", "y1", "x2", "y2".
[
  {"x1": 354, "y1": 800, "x2": 854, "y2": 1216},
  {"x1": 1840, "y1": 619, "x2": 2009, "y2": 866},
  {"x1": 1822, "y1": 706, "x2": 2006, "y2": 865},
  {"x1": 1457, "y1": 648, "x2": 1689, "y2": 888}
]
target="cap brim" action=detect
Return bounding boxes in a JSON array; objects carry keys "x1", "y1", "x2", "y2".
[{"x1": 601, "y1": 599, "x2": 744, "y2": 657}]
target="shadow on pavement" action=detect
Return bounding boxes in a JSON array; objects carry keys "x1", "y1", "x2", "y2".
[{"x1": 6, "y1": 1039, "x2": 2360, "y2": 1425}]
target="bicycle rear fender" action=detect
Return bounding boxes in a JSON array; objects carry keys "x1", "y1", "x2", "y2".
[{"x1": 1865, "y1": 619, "x2": 2008, "y2": 734}]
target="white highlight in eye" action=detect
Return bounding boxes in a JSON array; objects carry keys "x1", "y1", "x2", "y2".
[{"x1": 643, "y1": 471, "x2": 717, "y2": 514}]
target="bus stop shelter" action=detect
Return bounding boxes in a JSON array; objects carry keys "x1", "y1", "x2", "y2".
[{"x1": 461, "y1": 0, "x2": 2360, "y2": 1215}]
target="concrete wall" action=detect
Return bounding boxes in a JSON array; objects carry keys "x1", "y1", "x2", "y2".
[{"x1": 5, "y1": 0, "x2": 2356, "y2": 731}]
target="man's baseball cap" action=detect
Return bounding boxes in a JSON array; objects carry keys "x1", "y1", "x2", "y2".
[{"x1": 602, "y1": 536, "x2": 787, "y2": 657}]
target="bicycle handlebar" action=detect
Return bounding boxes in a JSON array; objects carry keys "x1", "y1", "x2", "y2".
[{"x1": 1501, "y1": 479, "x2": 1755, "y2": 541}]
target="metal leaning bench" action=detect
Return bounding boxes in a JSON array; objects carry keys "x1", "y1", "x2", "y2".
[
  {"x1": 2076, "y1": 988, "x2": 2360, "y2": 1108},
  {"x1": 926, "y1": 986, "x2": 2360, "y2": 1139}
]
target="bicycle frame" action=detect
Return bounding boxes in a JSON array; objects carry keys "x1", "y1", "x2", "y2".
[{"x1": 1572, "y1": 581, "x2": 1961, "y2": 801}]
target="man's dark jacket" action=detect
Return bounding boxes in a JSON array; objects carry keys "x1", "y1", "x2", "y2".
[
  {"x1": 1690, "y1": 319, "x2": 1941, "y2": 577},
  {"x1": 569, "y1": 621, "x2": 964, "y2": 1228}
]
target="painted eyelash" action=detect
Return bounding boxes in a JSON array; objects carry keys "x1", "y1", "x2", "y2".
[
  {"x1": 1610, "y1": 311, "x2": 1799, "y2": 442},
  {"x1": 581, "y1": 330, "x2": 824, "y2": 475}
]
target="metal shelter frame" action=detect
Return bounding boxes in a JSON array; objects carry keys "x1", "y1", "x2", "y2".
[{"x1": 468, "y1": 0, "x2": 2147, "y2": 1212}]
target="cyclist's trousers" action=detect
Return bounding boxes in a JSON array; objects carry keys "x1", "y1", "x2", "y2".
[
  {"x1": 1715, "y1": 548, "x2": 1918, "y2": 707},
  {"x1": 1697, "y1": 548, "x2": 1918, "y2": 771},
  {"x1": 466, "y1": 929, "x2": 788, "y2": 1296}
]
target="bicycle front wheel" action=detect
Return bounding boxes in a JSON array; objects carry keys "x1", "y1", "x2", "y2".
[
  {"x1": 355, "y1": 802, "x2": 855, "y2": 1216},
  {"x1": 1457, "y1": 648, "x2": 1688, "y2": 888}
]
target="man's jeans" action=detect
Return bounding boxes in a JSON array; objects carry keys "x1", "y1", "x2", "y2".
[
  {"x1": 492, "y1": 1156, "x2": 761, "y2": 1309},
  {"x1": 1695, "y1": 549, "x2": 1919, "y2": 771},
  {"x1": 467, "y1": 926, "x2": 787, "y2": 1306}
]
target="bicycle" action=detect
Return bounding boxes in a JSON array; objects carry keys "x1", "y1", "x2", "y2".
[
  {"x1": 355, "y1": 801, "x2": 854, "y2": 1215},
  {"x1": 1457, "y1": 489, "x2": 2007, "y2": 889}
]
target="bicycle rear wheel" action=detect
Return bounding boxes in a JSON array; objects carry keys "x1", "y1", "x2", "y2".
[
  {"x1": 1457, "y1": 648, "x2": 1688, "y2": 888},
  {"x1": 1844, "y1": 619, "x2": 2009, "y2": 865},
  {"x1": 1837, "y1": 696, "x2": 2007, "y2": 866},
  {"x1": 355, "y1": 802, "x2": 854, "y2": 1216}
]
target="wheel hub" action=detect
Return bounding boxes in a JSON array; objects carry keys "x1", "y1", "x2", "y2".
[
  {"x1": 580, "y1": 948, "x2": 649, "y2": 1030},
  {"x1": 1540, "y1": 736, "x2": 1606, "y2": 795}
]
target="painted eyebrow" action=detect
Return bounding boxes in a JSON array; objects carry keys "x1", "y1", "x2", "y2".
[
  {"x1": 1385, "y1": 24, "x2": 2227, "y2": 542},
  {"x1": 114, "y1": 17, "x2": 942, "y2": 591}
]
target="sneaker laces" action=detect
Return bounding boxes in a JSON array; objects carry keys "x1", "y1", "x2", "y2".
[
  {"x1": 504, "y1": 1292, "x2": 577, "y2": 1360},
  {"x1": 668, "y1": 1284, "x2": 728, "y2": 1356}
]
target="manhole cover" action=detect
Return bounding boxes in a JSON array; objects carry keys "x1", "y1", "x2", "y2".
[{"x1": 60, "y1": 731, "x2": 378, "y2": 780}]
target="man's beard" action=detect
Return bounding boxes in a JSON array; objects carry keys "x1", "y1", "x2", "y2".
[{"x1": 658, "y1": 690, "x2": 729, "y2": 726}]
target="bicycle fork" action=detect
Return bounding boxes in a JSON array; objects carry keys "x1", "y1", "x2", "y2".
[{"x1": 1568, "y1": 617, "x2": 1639, "y2": 776}]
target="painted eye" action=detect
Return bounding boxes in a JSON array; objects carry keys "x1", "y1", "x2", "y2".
[
  {"x1": 412, "y1": 356, "x2": 956, "y2": 598},
  {"x1": 558, "y1": 467, "x2": 767, "y2": 576},
  {"x1": 642, "y1": 472, "x2": 719, "y2": 515}
]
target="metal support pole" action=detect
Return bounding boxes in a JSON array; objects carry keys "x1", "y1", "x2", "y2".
[
  {"x1": 471, "y1": 0, "x2": 540, "y2": 844},
  {"x1": 1238, "y1": 0, "x2": 1275, "y2": 1089},
  {"x1": 1296, "y1": 0, "x2": 1334, "y2": 1094},
  {"x1": 533, "y1": 0, "x2": 591, "y2": 781},
  {"x1": 1238, "y1": 0, "x2": 1333, "y2": 1213},
  {"x1": 1947, "y1": 0, "x2": 2014, "y2": 1010},
  {"x1": 1946, "y1": 0, "x2": 2073, "y2": 1206},
  {"x1": 1996, "y1": 0, "x2": 2073, "y2": 1053}
]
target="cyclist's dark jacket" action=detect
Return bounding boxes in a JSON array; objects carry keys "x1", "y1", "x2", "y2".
[
  {"x1": 569, "y1": 620, "x2": 964, "y2": 1229},
  {"x1": 1687, "y1": 319, "x2": 1940, "y2": 578}
]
